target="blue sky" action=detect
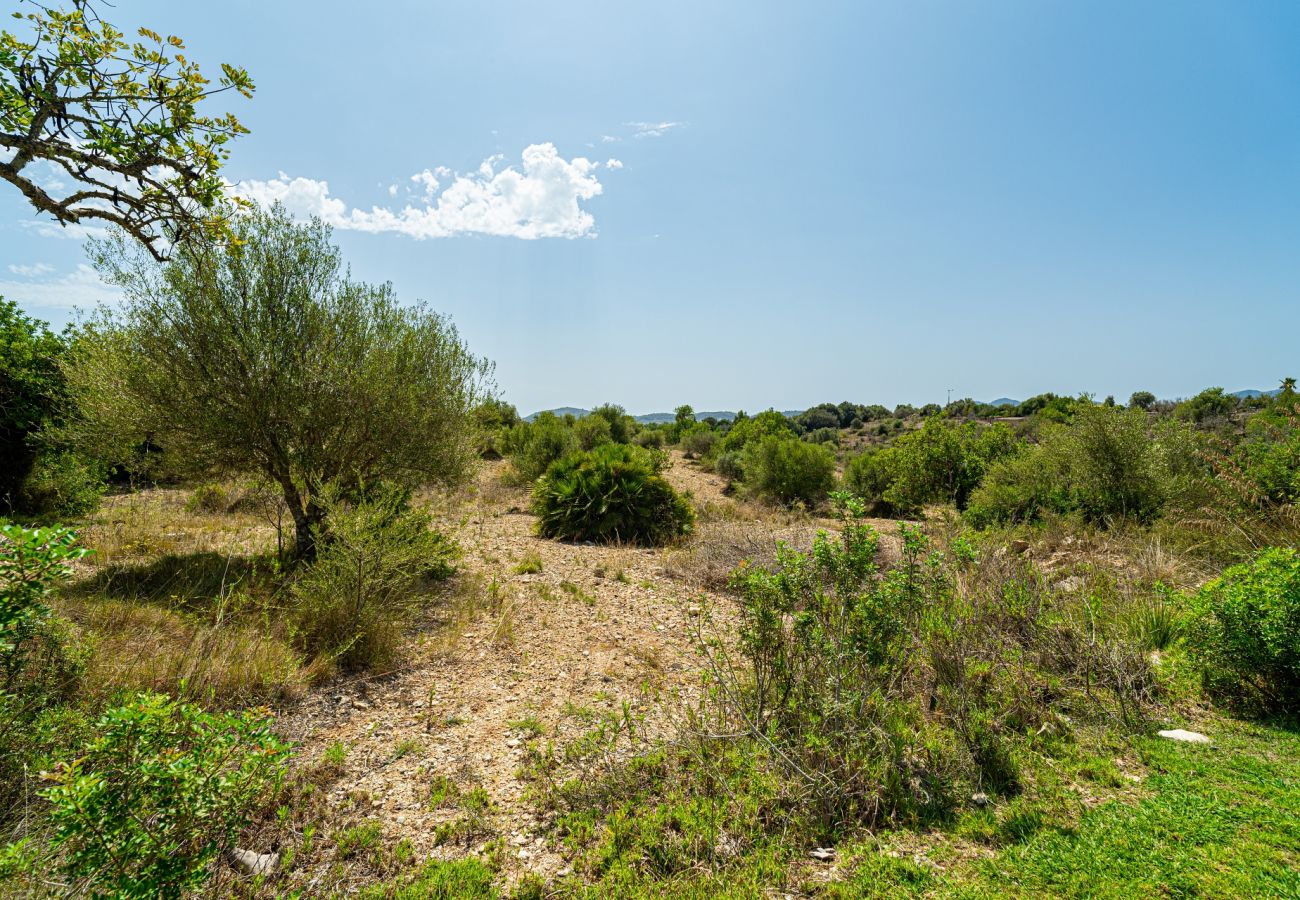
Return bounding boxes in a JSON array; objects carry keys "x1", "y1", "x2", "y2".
[{"x1": 3, "y1": 1, "x2": 1299, "y2": 415}]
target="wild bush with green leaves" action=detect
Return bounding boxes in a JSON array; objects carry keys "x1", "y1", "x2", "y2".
[
  {"x1": 0, "y1": 524, "x2": 89, "y2": 820},
  {"x1": 0, "y1": 524, "x2": 87, "y2": 691},
  {"x1": 717, "y1": 409, "x2": 796, "y2": 456},
  {"x1": 847, "y1": 419, "x2": 1019, "y2": 517},
  {"x1": 503, "y1": 412, "x2": 580, "y2": 482},
  {"x1": 967, "y1": 405, "x2": 1168, "y2": 527},
  {"x1": 541, "y1": 498, "x2": 1158, "y2": 880},
  {"x1": 679, "y1": 424, "x2": 718, "y2": 459},
  {"x1": 739, "y1": 435, "x2": 835, "y2": 507},
  {"x1": 532, "y1": 444, "x2": 693, "y2": 546},
  {"x1": 291, "y1": 486, "x2": 459, "y2": 671},
  {"x1": 1187, "y1": 547, "x2": 1300, "y2": 714},
  {"x1": 42, "y1": 693, "x2": 289, "y2": 899}
]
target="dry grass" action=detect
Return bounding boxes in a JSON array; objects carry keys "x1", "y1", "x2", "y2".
[
  {"x1": 665, "y1": 517, "x2": 824, "y2": 590},
  {"x1": 58, "y1": 597, "x2": 310, "y2": 706},
  {"x1": 77, "y1": 486, "x2": 278, "y2": 569}
]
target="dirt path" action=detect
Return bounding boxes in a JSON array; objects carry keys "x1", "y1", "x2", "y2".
[{"x1": 279, "y1": 454, "x2": 738, "y2": 889}]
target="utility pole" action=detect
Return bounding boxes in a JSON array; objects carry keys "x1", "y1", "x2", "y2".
[{"x1": 947, "y1": 388, "x2": 953, "y2": 407}]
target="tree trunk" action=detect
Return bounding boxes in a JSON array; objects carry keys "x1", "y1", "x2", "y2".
[{"x1": 279, "y1": 478, "x2": 324, "y2": 564}]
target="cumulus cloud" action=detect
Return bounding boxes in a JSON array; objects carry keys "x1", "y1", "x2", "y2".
[
  {"x1": 0, "y1": 264, "x2": 120, "y2": 315},
  {"x1": 605, "y1": 158, "x2": 623, "y2": 169},
  {"x1": 627, "y1": 121, "x2": 683, "y2": 138},
  {"x1": 233, "y1": 144, "x2": 614, "y2": 240}
]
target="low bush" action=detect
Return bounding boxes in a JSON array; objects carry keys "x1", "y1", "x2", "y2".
[
  {"x1": 540, "y1": 497, "x2": 1158, "y2": 883},
  {"x1": 679, "y1": 425, "x2": 718, "y2": 459},
  {"x1": 589, "y1": 403, "x2": 635, "y2": 445},
  {"x1": 185, "y1": 481, "x2": 234, "y2": 514},
  {"x1": 714, "y1": 450, "x2": 745, "y2": 483},
  {"x1": 740, "y1": 436, "x2": 835, "y2": 507},
  {"x1": 14, "y1": 451, "x2": 104, "y2": 520},
  {"x1": 42, "y1": 693, "x2": 290, "y2": 899},
  {"x1": 502, "y1": 413, "x2": 579, "y2": 483},
  {"x1": 532, "y1": 444, "x2": 694, "y2": 546},
  {"x1": 1187, "y1": 546, "x2": 1300, "y2": 714},
  {"x1": 967, "y1": 405, "x2": 1166, "y2": 527},
  {"x1": 291, "y1": 486, "x2": 459, "y2": 671},
  {"x1": 574, "y1": 414, "x2": 613, "y2": 451},
  {"x1": 633, "y1": 429, "x2": 666, "y2": 450},
  {"x1": 717, "y1": 410, "x2": 796, "y2": 456},
  {"x1": 846, "y1": 419, "x2": 1019, "y2": 517}
]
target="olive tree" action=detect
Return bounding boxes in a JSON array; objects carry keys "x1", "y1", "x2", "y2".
[
  {"x1": 71, "y1": 205, "x2": 491, "y2": 559},
  {"x1": 1, "y1": 0, "x2": 254, "y2": 259}
]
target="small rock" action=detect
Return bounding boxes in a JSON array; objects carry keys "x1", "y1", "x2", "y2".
[
  {"x1": 227, "y1": 848, "x2": 279, "y2": 876},
  {"x1": 687, "y1": 605, "x2": 702, "y2": 616},
  {"x1": 809, "y1": 847, "x2": 836, "y2": 861},
  {"x1": 1158, "y1": 729, "x2": 1210, "y2": 744},
  {"x1": 353, "y1": 699, "x2": 371, "y2": 710},
  {"x1": 971, "y1": 792, "x2": 990, "y2": 807},
  {"x1": 1010, "y1": 540, "x2": 1030, "y2": 555}
]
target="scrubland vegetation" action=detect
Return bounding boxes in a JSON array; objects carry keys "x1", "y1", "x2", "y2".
[{"x1": 2, "y1": 3, "x2": 1298, "y2": 897}]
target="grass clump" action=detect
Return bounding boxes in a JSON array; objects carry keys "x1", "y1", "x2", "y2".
[
  {"x1": 532, "y1": 444, "x2": 694, "y2": 546},
  {"x1": 512, "y1": 551, "x2": 543, "y2": 574}
]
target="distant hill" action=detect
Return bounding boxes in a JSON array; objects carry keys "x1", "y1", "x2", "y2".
[
  {"x1": 1231, "y1": 389, "x2": 1282, "y2": 399},
  {"x1": 525, "y1": 408, "x2": 741, "y2": 424},
  {"x1": 524, "y1": 407, "x2": 588, "y2": 421},
  {"x1": 988, "y1": 398, "x2": 1020, "y2": 407}
]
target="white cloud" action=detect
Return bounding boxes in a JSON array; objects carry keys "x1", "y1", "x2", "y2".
[
  {"x1": 0, "y1": 264, "x2": 120, "y2": 315},
  {"x1": 627, "y1": 121, "x2": 683, "y2": 138},
  {"x1": 233, "y1": 143, "x2": 609, "y2": 240},
  {"x1": 601, "y1": 135, "x2": 621, "y2": 143},
  {"x1": 605, "y1": 159, "x2": 623, "y2": 170},
  {"x1": 19, "y1": 219, "x2": 110, "y2": 242},
  {"x1": 7, "y1": 263, "x2": 55, "y2": 277}
]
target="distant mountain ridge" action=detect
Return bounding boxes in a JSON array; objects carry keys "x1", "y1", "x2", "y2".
[
  {"x1": 525, "y1": 390, "x2": 1287, "y2": 423},
  {"x1": 525, "y1": 408, "x2": 742, "y2": 424}
]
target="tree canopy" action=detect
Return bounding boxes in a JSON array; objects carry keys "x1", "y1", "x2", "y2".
[
  {"x1": 1, "y1": 0, "x2": 254, "y2": 258},
  {"x1": 69, "y1": 205, "x2": 492, "y2": 557}
]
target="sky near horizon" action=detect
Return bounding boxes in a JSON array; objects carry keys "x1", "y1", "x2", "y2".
[{"x1": 3, "y1": 1, "x2": 1299, "y2": 415}]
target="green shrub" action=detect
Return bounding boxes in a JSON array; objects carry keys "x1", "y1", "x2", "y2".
[
  {"x1": 844, "y1": 449, "x2": 898, "y2": 516},
  {"x1": 1, "y1": 523, "x2": 87, "y2": 688},
  {"x1": 714, "y1": 450, "x2": 745, "y2": 482},
  {"x1": 846, "y1": 420, "x2": 1019, "y2": 517},
  {"x1": 589, "y1": 403, "x2": 634, "y2": 445},
  {"x1": 632, "y1": 428, "x2": 666, "y2": 450},
  {"x1": 740, "y1": 436, "x2": 835, "y2": 506},
  {"x1": 42, "y1": 693, "x2": 290, "y2": 899},
  {"x1": 967, "y1": 405, "x2": 1164, "y2": 527},
  {"x1": 291, "y1": 485, "x2": 459, "y2": 670},
  {"x1": 532, "y1": 444, "x2": 693, "y2": 546},
  {"x1": 1188, "y1": 547, "x2": 1300, "y2": 713},
  {"x1": 15, "y1": 450, "x2": 104, "y2": 519},
  {"x1": 803, "y1": 426, "x2": 839, "y2": 446},
  {"x1": 503, "y1": 413, "x2": 579, "y2": 482},
  {"x1": 574, "y1": 414, "x2": 613, "y2": 451},
  {"x1": 679, "y1": 425, "x2": 718, "y2": 459},
  {"x1": 1176, "y1": 387, "x2": 1237, "y2": 425},
  {"x1": 185, "y1": 481, "x2": 233, "y2": 514},
  {"x1": 717, "y1": 409, "x2": 796, "y2": 455}
]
